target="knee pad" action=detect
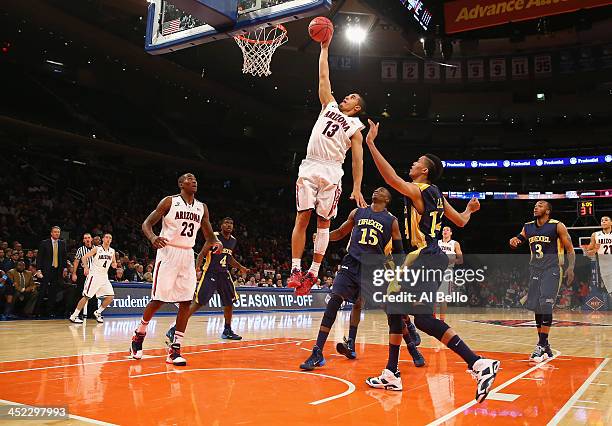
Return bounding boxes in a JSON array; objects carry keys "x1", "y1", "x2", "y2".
[
  {"x1": 414, "y1": 314, "x2": 450, "y2": 340},
  {"x1": 313, "y1": 228, "x2": 330, "y2": 256},
  {"x1": 541, "y1": 313, "x2": 553, "y2": 327},
  {"x1": 387, "y1": 314, "x2": 404, "y2": 334},
  {"x1": 321, "y1": 293, "x2": 343, "y2": 328}
]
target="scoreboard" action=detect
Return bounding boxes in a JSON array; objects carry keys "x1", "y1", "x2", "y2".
[{"x1": 577, "y1": 200, "x2": 595, "y2": 217}]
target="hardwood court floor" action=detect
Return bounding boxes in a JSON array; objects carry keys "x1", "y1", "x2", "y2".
[{"x1": 0, "y1": 308, "x2": 609, "y2": 425}]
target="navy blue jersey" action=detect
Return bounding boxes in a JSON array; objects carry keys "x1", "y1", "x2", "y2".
[
  {"x1": 347, "y1": 207, "x2": 396, "y2": 259},
  {"x1": 202, "y1": 232, "x2": 238, "y2": 274},
  {"x1": 404, "y1": 183, "x2": 445, "y2": 254},
  {"x1": 524, "y1": 219, "x2": 564, "y2": 269}
]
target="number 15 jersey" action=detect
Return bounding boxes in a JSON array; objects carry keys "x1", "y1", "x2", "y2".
[
  {"x1": 306, "y1": 101, "x2": 364, "y2": 164},
  {"x1": 161, "y1": 195, "x2": 204, "y2": 249}
]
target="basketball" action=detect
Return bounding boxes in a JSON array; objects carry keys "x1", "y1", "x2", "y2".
[{"x1": 308, "y1": 16, "x2": 334, "y2": 43}]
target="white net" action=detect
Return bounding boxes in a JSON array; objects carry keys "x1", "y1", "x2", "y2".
[{"x1": 234, "y1": 25, "x2": 288, "y2": 77}]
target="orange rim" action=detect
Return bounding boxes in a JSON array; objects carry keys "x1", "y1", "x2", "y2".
[{"x1": 234, "y1": 24, "x2": 287, "y2": 45}]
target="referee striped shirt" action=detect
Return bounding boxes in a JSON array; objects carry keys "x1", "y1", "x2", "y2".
[{"x1": 75, "y1": 245, "x2": 94, "y2": 269}]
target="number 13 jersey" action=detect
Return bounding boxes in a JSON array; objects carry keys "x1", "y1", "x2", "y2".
[
  {"x1": 161, "y1": 195, "x2": 204, "y2": 249},
  {"x1": 306, "y1": 101, "x2": 364, "y2": 164}
]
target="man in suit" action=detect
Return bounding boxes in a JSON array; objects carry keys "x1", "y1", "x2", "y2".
[
  {"x1": 36, "y1": 226, "x2": 68, "y2": 317},
  {"x1": 8, "y1": 261, "x2": 38, "y2": 317}
]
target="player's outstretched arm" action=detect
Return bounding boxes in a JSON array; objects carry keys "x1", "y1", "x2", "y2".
[
  {"x1": 200, "y1": 204, "x2": 222, "y2": 254},
  {"x1": 443, "y1": 197, "x2": 480, "y2": 228},
  {"x1": 364, "y1": 120, "x2": 423, "y2": 208},
  {"x1": 509, "y1": 226, "x2": 527, "y2": 248},
  {"x1": 558, "y1": 222, "x2": 575, "y2": 284},
  {"x1": 318, "y1": 38, "x2": 335, "y2": 106},
  {"x1": 80, "y1": 247, "x2": 98, "y2": 265},
  {"x1": 329, "y1": 209, "x2": 357, "y2": 241},
  {"x1": 142, "y1": 196, "x2": 172, "y2": 249},
  {"x1": 349, "y1": 132, "x2": 367, "y2": 207},
  {"x1": 111, "y1": 252, "x2": 118, "y2": 270}
]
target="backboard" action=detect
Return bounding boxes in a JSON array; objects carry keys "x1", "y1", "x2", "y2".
[{"x1": 146, "y1": 0, "x2": 332, "y2": 54}]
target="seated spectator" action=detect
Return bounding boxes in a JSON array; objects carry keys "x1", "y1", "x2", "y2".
[
  {"x1": 275, "y1": 279, "x2": 283, "y2": 287},
  {"x1": 8, "y1": 261, "x2": 38, "y2": 317},
  {"x1": 0, "y1": 271, "x2": 15, "y2": 320},
  {"x1": 143, "y1": 264, "x2": 153, "y2": 283},
  {"x1": 0, "y1": 249, "x2": 11, "y2": 272},
  {"x1": 133, "y1": 264, "x2": 144, "y2": 282},
  {"x1": 124, "y1": 260, "x2": 137, "y2": 281},
  {"x1": 114, "y1": 268, "x2": 129, "y2": 283}
]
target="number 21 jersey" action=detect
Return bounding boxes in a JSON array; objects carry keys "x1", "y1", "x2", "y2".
[{"x1": 161, "y1": 195, "x2": 204, "y2": 249}]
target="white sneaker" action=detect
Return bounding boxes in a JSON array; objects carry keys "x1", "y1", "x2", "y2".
[
  {"x1": 469, "y1": 358, "x2": 500, "y2": 403},
  {"x1": 93, "y1": 310, "x2": 104, "y2": 323},
  {"x1": 529, "y1": 345, "x2": 548, "y2": 364},
  {"x1": 69, "y1": 315, "x2": 83, "y2": 324},
  {"x1": 366, "y1": 369, "x2": 403, "y2": 391},
  {"x1": 166, "y1": 344, "x2": 187, "y2": 366}
]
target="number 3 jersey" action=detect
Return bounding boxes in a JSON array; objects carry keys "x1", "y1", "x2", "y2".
[
  {"x1": 524, "y1": 219, "x2": 564, "y2": 269},
  {"x1": 306, "y1": 101, "x2": 364, "y2": 164},
  {"x1": 161, "y1": 195, "x2": 204, "y2": 249},
  {"x1": 90, "y1": 246, "x2": 115, "y2": 276}
]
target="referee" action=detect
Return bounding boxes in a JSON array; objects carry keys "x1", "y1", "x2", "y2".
[{"x1": 71, "y1": 233, "x2": 97, "y2": 319}]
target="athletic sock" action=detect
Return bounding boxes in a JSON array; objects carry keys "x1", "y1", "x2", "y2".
[
  {"x1": 385, "y1": 343, "x2": 401, "y2": 373},
  {"x1": 137, "y1": 319, "x2": 149, "y2": 334},
  {"x1": 315, "y1": 329, "x2": 329, "y2": 350},
  {"x1": 173, "y1": 330, "x2": 184, "y2": 346},
  {"x1": 308, "y1": 261, "x2": 321, "y2": 276},
  {"x1": 447, "y1": 335, "x2": 480, "y2": 369},
  {"x1": 402, "y1": 329, "x2": 413, "y2": 347},
  {"x1": 291, "y1": 259, "x2": 301, "y2": 272},
  {"x1": 224, "y1": 323, "x2": 231, "y2": 331},
  {"x1": 349, "y1": 325, "x2": 358, "y2": 341}
]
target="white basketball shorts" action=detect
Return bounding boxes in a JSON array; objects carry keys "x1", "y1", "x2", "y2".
[
  {"x1": 83, "y1": 274, "x2": 114, "y2": 298},
  {"x1": 296, "y1": 158, "x2": 344, "y2": 221},
  {"x1": 151, "y1": 246, "x2": 197, "y2": 303}
]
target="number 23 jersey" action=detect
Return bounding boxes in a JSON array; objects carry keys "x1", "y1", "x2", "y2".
[{"x1": 160, "y1": 195, "x2": 204, "y2": 249}]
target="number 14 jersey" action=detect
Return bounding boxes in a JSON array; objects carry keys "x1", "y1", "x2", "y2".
[{"x1": 161, "y1": 195, "x2": 204, "y2": 249}]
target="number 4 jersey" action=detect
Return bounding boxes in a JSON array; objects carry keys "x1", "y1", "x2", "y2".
[
  {"x1": 161, "y1": 195, "x2": 204, "y2": 249},
  {"x1": 90, "y1": 245, "x2": 115, "y2": 276}
]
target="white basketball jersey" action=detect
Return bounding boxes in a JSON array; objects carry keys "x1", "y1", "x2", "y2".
[
  {"x1": 306, "y1": 101, "x2": 365, "y2": 163},
  {"x1": 91, "y1": 246, "x2": 115, "y2": 275},
  {"x1": 160, "y1": 195, "x2": 204, "y2": 249},
  {"x1": 595, "y1": 231, "x2": 612, "y2": 271},
  {"x1": 438, "y1": 239, "x2": 457, "y2": 254}
]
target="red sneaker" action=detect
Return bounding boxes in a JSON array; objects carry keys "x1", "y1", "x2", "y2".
[
  {"x1": 296, "y1": 272, "x2": 317, "y2": 296},
  {"x1": 287, "y1": 269, "x2": 303, "y2": 289}
]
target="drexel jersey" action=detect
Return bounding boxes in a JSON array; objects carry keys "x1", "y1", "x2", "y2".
[
  {"x1": 347, "y1": 207, "x2": 395, "y2": 260},
  {"x1": 160, "y1": 195, "x2": 204, "y2": 249},
  {"x1": 202, "y1": 232, "x2": 237, "y2": 274},
  {"x1": 404, "y1": 183, "x2": 445, "y2": 254},
  {"x1": 306, "y1": 101, "x2": 365, "y2": 163},
  {"x1": 524, "y1": 219, "x2": 564, "y2": 269},
  {"x1": 90, "y1": 246, "x2": 114, "y2": 275}
]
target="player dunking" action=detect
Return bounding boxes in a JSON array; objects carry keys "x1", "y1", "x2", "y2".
[
  {"x1": 364, "y1": 121, "x2": 499, "y2": 402},
  {"x1": 165, "y1": 217, "x2": 248, "y2": 343},
  {"x1": 289, "y1": 32, "x2": 367, "y2": 296},
  {"x1": 437, "y1": 226, "x2": 463, "y2": 321},
  {"x1": 69, "y1": 233, "x2": 117, "y2": 324},
  {"x1": 510, "y1": 201, "x2": 575, "y2": 363},
  {"x1": 130, "y1": 173, "x2": 220, "y2": 366},
  {"x1": 582, "y1": 216, "x2": 612, "y2": 296}
]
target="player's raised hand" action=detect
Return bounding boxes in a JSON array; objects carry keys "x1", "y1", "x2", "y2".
[
  {"x1": 350, "y1": 190, "x2": 368, "y2": 208},
  {"x1": 366, "y1": 119, "x2": 379, "y2": 145},
  {"x1": 321, "y1": 36, "x2": 332, "y2": 49},
  {"x1": 467, "y1": 198, "x2": 480, "y2": 213},
  {"x1": 509, "y1": 237, "x2": 521, "y2": 248},
  {"x1": 151, "y1": 236, "x2": 168, "y2": 249},
  {"x1": 564, "y1": 267, "x2": 575, "y2": 285}
]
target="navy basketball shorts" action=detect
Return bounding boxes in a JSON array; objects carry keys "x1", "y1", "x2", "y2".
[
  {"x1": 194, "y1": 270, "x2": 237, "y2": 307},
  {"x1": 526, "y1": 266, "x2": 562, "y2": 313},
  {"x1": 401, "y1": 251, "x2": 449, "y2": 315},
  {"x1": 332, "y1": 255, "x2": 361, "y2": 303}
]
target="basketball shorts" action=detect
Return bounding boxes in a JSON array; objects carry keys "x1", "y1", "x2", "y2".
[
  {"x1": 525, "y1": 266, "x2": 562, "y2": 313},
  {"x1": 296, "y1": 158, "x2": 344, "y2": 220},
  {"x1": 332, "y1": 255, "x2": 361, "y2": 303},
  {"x1": 83, "y1": 274, "x2": 114, "y2": 298},
  {"x1": 438, "y1": 268, "x2": 454, "y2": 297},
  {"x1": 151, "y1": 246, "x2": 196, "y2": 303},
  {"x1": 600, "y1": 272, "x2": 612, "y2": 293},
  {"x1": 194, "y1": 270, "x2": 237, "y2": 307},
  {"x1": 400, "y1": 251, "x2": 449, "y2": 315}
]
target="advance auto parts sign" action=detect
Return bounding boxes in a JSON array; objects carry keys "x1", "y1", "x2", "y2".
[
  {"x1": 104, "y1": 285, "x2": 339, "y2": 315},
  {"x1": 444, "y1": 0, "x2": 612, "y2": 34}
]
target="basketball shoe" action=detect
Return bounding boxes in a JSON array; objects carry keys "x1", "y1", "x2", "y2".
[
  {"x1": 296, "y1": 271, "x2": 317, "y2": 296},
  {"x1": 336, "y1": 337, "x2": 356, "y2": 359},
  {"x1": 300, "y1": 346, "x2": 325, "y2": 370},
  {"x1": 469, "y1": 358, "x2": 500, "y2": 403},
  {"x1": 166, "y1": 343, "x2": 187, "y2": 366},
  {"x1": 408, "y1": 342, "x2": 425, "y2": 367},
  {"x1": 130, "y1": 331, "x2": 146, "y2": 360},
  {"x1": 366, "y1": 369, "x2": 403, "y2": 391},
  {"x1": 221, "y1": 328, "x2": 242, "y2": 340},
  {"x1": 287, "y1": 269, "x2": 303, "y2": 289}
]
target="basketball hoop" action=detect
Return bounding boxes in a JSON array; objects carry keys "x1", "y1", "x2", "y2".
[{"x1": 234, "y1": 25, "x2": 288, "y2": 77}]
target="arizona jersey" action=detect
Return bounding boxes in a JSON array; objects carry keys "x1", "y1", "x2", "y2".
[
  {"x1": 347, "y1": 207, "x2": 396, "y2": 260},
  {"x1": 404, "y1": 183, "x2": 445, "y2": 254},
  {"x1": 595, "y1": 231, "x2": 612, "y2": 272},
  {"x1": 306, "y1": 101, "x2": 365, "y2": 164},
  {"x1": 90, "y1": 246, "x2": 115, "y2": 275},
  {"x1": 160, "y1": 195, "x2": 204, "y2": 249},
  {"x1": 438, "y1": 239, "x2": 456, "y2": 254},
  {"x1": 203, "y1": 232, "x2": 238, "y2": 274},
  {"x1": 524, "y1": 219, "x2": 564, "y2": 269}
]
